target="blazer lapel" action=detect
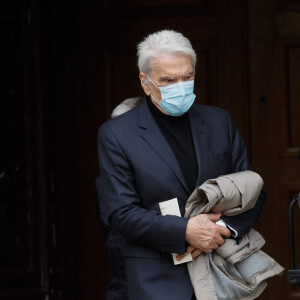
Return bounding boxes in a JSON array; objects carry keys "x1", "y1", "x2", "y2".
[
  {"x1": 188, "y1": 106, "x2": 209, "y2": 188},
  {"x1": 137, "y1": 99, "x2": 190, "y2": 194}
]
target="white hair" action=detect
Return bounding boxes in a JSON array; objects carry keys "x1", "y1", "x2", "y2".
[
  {"x1": 137, "y1": 30, "x2": 197, "y2": 74},
  {"x1": 111, "y1": 97, "x2": 143, "y2": 118}
]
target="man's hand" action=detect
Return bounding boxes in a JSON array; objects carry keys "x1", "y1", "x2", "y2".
[
  {"x1": 185, "y1": 213, "x2": 231, "y2": 253},
  {"x1": 176, "y1": 245, "x2": 202, "y2": 261}
]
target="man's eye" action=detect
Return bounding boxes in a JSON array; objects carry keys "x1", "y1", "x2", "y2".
[{"x1": 161, "y1": 79, "x2": 174, "y2": 85}]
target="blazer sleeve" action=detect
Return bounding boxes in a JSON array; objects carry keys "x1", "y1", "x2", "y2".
[
  {"x1": 220, "y1": 112, "x2": 266, "y2": 238},
  {"x1": 98, "y1": 123, "x2": 188, "y2": 254}
]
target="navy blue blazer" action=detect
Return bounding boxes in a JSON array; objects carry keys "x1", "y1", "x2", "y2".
[{"x1": 98, "y1": 98, "x2": 265, "y2": 300}]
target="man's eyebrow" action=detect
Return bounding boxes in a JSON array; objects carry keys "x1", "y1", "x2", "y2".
[
  {"x1": 159, "y1": 75, "x2": 177, "y2": 81},
  {"x1": 158, "y1": 71, "x2": 194, "y2": 81}
]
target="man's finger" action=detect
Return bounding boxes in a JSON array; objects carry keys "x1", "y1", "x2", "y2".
[
  {"x1": 219, "y1": 226, "x2": 231, "y2": 237},
  {"x1": 176, "y1": 253, "x2": 189, "y2": 261},
  {"x1": 191, "y1": 249, "x2": 202, "y2": 259},
  {"x1": 207, "y1": 213, "x2": 222, "y2": 222},
  {"x1": 176, "y1": 246, "x2": 195, "y2": 261},
  {"x1": 215, "y1": 235, "x2": 225, "y2": 246}
]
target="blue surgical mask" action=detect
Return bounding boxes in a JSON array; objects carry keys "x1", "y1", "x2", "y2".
[{"x1": 147, "y1": 76, "x2": 196, "y2": 116}]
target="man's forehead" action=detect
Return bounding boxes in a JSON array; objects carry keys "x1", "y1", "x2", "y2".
[
  {"x1": 159, "y1": 71, "x2": 194, "y2": 77},
  {"x1": 150, "y1": 55, "x2": 193, "y2": 76}
]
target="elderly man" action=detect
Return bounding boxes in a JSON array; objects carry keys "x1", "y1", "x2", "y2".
[{"x1": 98, "y1": 30, "x2": 265, "y2": 300}]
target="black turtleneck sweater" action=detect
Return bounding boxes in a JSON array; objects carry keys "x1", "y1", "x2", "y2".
[{"x1": 147, "y1": 97, "x2": 198, "y2": 193}]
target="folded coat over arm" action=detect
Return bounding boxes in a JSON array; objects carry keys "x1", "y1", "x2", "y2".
[{"x1": 185, "y1": 171, "x2": 284, "y2": 300}]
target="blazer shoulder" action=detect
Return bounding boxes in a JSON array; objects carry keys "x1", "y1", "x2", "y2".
[
  {"x1": 98, "y1": 105, "x2": 141, "y2": 142},
  {"x1": 193, "y1": 103, "x2": 228, "y2": 113},
  {"x1": 99, "y1": 105, "x2": 139, "y2": 129},
  {"x1": 191, "y1": 104, "x2": 230, "y2": 120}
]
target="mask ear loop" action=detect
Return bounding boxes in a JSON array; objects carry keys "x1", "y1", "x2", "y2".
[
  {"x1": 147, "y1": 75, "x2": 162, "y2": 104},
  {"x1": 150, "y1": 93, "x2": 161, "y2": 106},
  {"x1": 147, "y1": 75, "x2": 160, "y2": 89}
]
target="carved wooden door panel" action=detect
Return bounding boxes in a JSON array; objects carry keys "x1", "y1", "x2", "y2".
[{"x1": 249, "y1": 0, "x2": 300, "y2": 299}]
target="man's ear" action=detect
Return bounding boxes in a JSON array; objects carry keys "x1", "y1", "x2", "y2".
[{"x1": 139, "y1": 72, "x2": 151, "y2": 96}]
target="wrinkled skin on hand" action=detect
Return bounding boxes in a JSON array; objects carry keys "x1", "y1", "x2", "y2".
[{"x1": 177, "y1": 213, "x2": 231, "y2": 261}]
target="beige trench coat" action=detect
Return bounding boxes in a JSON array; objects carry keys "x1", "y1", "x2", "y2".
[{"x1": 185, "y1": 171, "x2": 284, "y2": 300}]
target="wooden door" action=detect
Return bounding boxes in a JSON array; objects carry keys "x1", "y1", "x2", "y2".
[{"x1": 249, "y1": 0, "x2": 300, "y2": 299}]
